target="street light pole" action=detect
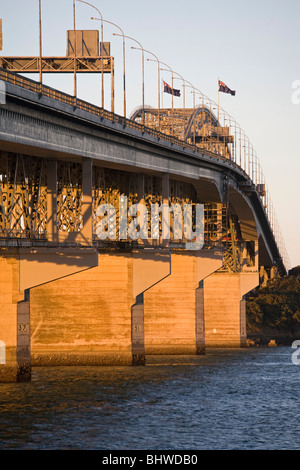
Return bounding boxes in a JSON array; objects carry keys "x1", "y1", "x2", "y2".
[
  {"x1": 159, "y1": 61, "x2": 175, "y2": 136},
  {"x1": 76, "y1": 0, "x2": 104, "y2": 108},
  {"x1": 136, "y1": 50, "x2": 161, "y2": 131},
  {"x1": 173, "y1": 74, "x2": 186, "y2": 140},
  {"x1": 114, "y1": 34, "x2": 145, "y2": 123},
  {"x1": 173, "y1": 72, "x2": 187, "y2": 110},
  {"x1": 73, "y1": 0, "x2": 77, "y2": 99},
  {"x1": 91, "y1": 17, "x2": 126, "y2": 117},
  {"x1": 185, "y1": 86, "x2": 204, "y2": 145},
  {"x1": 39, "y1": 0, "x2": 42, "y2": 85},
  {"x1": 185, "y1": 86, "x2": 203, "y2": 145}
]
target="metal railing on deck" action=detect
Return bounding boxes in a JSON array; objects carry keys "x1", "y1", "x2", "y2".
[{"x1": 0, "y1": 68, "x2": 233, "y2": 163}]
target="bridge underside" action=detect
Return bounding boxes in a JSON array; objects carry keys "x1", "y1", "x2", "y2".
[{"x1": 0, "y1": 149, "x2": 261, "y2": 381}]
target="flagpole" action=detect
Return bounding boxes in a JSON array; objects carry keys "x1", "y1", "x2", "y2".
[
  {"x1": 160, "y1": 62, "x2": 174, "y2": 136},
  {"x1": 145, "y1": 53, "x2": 161, "y2": 131}
]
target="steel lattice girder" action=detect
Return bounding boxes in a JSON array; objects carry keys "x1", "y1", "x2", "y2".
[{"x1": 0, "y1": 56, "x2": 113, "y2": 73}]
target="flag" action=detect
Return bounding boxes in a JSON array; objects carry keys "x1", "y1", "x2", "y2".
[
  {"x1": 219, "y1": 80, "x2": 236, "y2": 96},
  {"x1": 163, "y1": 80, "x2": 181, "y2": 97}
]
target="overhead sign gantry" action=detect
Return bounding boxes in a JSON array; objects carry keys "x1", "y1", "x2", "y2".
[{"x1": 0, "y1": 14, "x2": 115, "y2": 111}]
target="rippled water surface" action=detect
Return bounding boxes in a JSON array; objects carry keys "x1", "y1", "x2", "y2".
[{"x1": 0, "y1": 347, "x2": 299, "y2": 450}]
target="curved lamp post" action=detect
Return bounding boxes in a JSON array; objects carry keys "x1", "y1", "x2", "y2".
[
  {"x1": 186, "y1": 87, "x2": 202, "y2": 145},
  {"x1": 38, "y1": 0, "x2": 43, "y2": 85},
  {"x1": 172, "y1": 74, "x2": 195, "y2": 138},
  {"x1": 76, "y1": 0, "x2": 105, "y2": 107},
  {"x1": 91, "y1": 17, "x2": 126, "y2": 117},
  {"x1": 140, "y1": 51, "x2": 162, "y2": 130},
  {"x1": 159, "y1": 61, "x2": 176, "y2": 135},
  {"x1": 173, "y1": 73, "x2": 186, "y2": 109},
  {"x1": 113, "y1": 34, "x2": 145, "y2": 123}
]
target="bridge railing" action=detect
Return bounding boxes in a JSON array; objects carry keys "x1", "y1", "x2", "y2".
[
  {"x1": 0, "y1": 68, "x2": 236, "y2": 163},
  {"x1": 0, "y1": 68, "x2": 290, "y2": 271}
]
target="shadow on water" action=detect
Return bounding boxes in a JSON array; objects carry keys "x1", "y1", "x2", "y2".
[{"x1": 0, "y1": 347, "x2": 299, "y2": 450}]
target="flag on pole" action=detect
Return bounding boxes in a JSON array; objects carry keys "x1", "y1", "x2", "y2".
[
  {"x1": 219, "y1": 80, "x2": 236, "y2": 96},
  {"x1": 163, "y1": 80, "x2": 181, "y2": 97}
]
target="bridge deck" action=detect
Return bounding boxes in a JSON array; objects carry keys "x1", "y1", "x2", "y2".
[{"x1": 0, "y1": 68, "x2": 287, "y2": 275}]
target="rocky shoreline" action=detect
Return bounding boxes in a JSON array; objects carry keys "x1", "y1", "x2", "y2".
[{"x1": 247, "y1": 328, "x2": 300, "y2": 347}]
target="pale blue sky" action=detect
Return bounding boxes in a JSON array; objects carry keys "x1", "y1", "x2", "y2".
[{"x1": 1, "y1": 0, "x2": 299, "y2": 268}]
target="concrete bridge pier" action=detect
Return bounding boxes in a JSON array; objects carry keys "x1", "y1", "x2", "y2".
[
  {"x1": 131, "y1": 251, "x2": 171, "y2": 365},
  {"x1": 143, "y1": 251, "x2": 222, "y2": 355},
  {"x1": 131, "y1": 295, "x2": 145, "y2": 365},
  {"x1": 28, "y1": 250, "x2": 170, "y2": 368},
  {"x1": 0, "y1": 253, "x2": 30, "y2": 382},
  {"x1": 0, "y1": 248, "x2": 98, "y2": 382},
  {"x1": 203, "y1": 270, "x2": 259, "y2": 348}
]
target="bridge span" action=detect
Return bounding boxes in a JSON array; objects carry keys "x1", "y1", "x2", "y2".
[{"x1": 0, "y1": 70, "x2": 288, "y2": 381}]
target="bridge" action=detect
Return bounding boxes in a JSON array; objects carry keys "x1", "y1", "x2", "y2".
[{"x1": 0, "y1": 13, "x2": 290, "y2": 381}]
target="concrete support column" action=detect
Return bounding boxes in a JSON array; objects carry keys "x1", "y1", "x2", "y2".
[
  {"x1": 131, "y1": 174, "x2": 146, "y2": 365},
  {"x1": 137, "y1": 174, "x2": 145, "y2": 205},
  {"x1": 162, "y1": 174, "x2": 169, "y2": 241},
  {"x1": 0, "y1": 254, "x2": 31, "y2": 382},
  {"x1": 16, "y1": 297, "x2": 31, "y2": 381},
  {"x1": 29, "y1": 251, "x2": 170, "y2": 367},
  {"x1": 195, "y1": 280, "x2": 205, "y2": 354},
  {"x1": 143, "y1": 251, "x2": 222, "y2": 355},
  {"x1": 162, "y1": 173, "x2": 169, "y2": 204},
  {"x1": 131, "y1": 294, "x2": 145, "y2": 365},
  {"x1": 240, "y1": 295, "x2": 247, "y2": 346},
  {"x1": 131, "y1": 174, "x2": 145, "y2": 365},
  {"x1": 204, "y1": 271, "x2": 259, "y2": 348},
  {"x1": 46, "y1": 159, "x2": 57, "y2": 243},
  {"x1": 0, "y1": 247, "x2": 98, "y2": 382},
  {"x1": 81, "y1": 157, "x2": 93, "y2": 245},
  {"x1": 132, "y1": 251, "x2": 171, "y2": 364}
]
